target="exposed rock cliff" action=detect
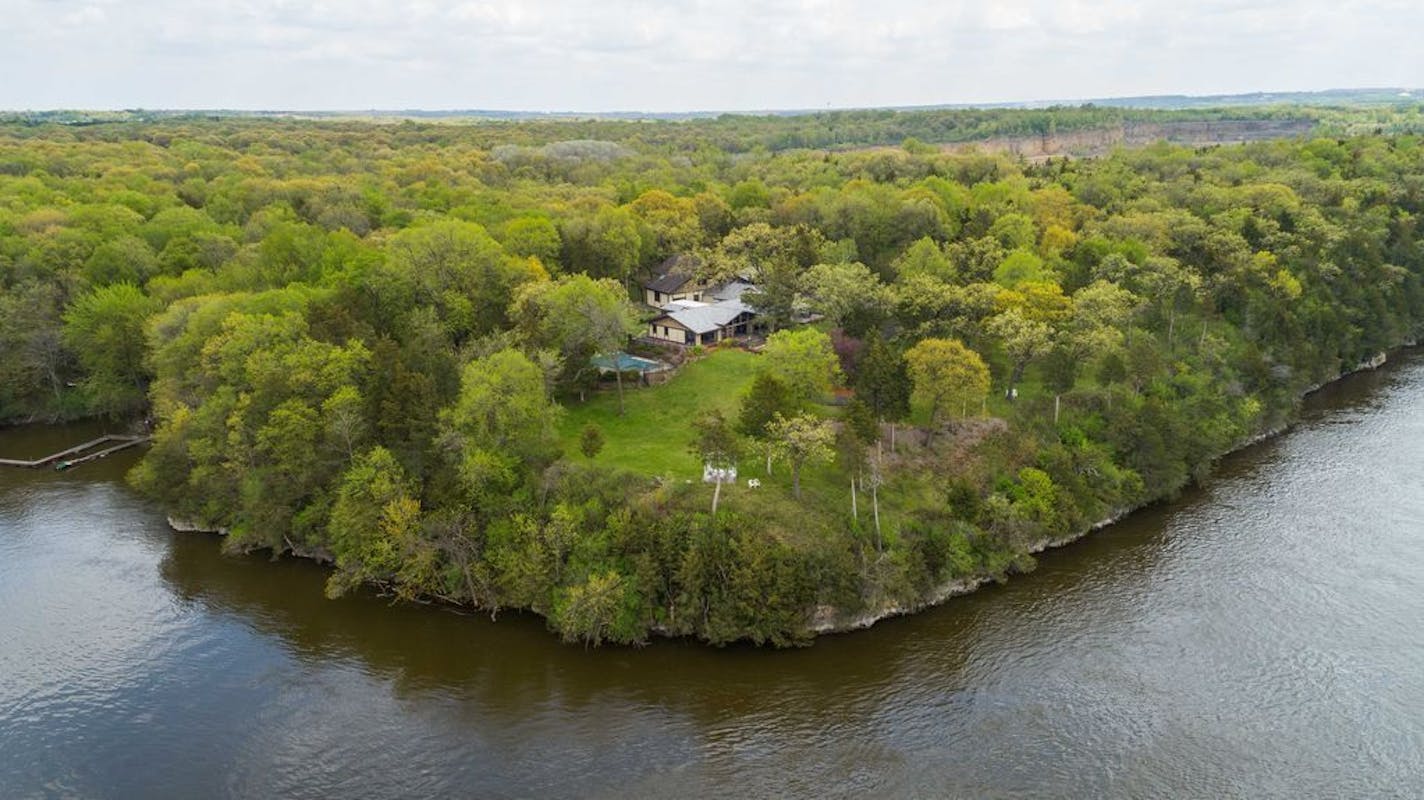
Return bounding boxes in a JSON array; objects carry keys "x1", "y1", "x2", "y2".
[{"x1": 946, "y1": 118, "x2": 1317, "y2": 160}]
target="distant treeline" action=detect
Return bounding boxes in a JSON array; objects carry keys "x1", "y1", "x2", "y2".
[{"x1": 0, "y1": 104, "x2": 1329, "y2": 150}]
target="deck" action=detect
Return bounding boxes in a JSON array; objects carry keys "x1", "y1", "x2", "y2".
[{"x1": 0, "y1": 434, "x2": 152, "y2": 471}]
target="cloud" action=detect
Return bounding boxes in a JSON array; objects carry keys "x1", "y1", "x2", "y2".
[{"x1": 2, "y1": 0, "x2": 1421, "y2": 110}]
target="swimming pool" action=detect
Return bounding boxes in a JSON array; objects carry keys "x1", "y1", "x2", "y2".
[{"x1": 590, "y1": 352, "x2": 669, "y2": 373}]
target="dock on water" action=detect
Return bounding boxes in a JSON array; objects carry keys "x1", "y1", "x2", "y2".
[{"x1": 0, "y1": 434, "x2": 152, "y2": 471}]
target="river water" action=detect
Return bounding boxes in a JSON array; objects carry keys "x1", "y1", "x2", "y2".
[{"x1": 3, "y1": 357, "x2": 1424, "y2": 799}]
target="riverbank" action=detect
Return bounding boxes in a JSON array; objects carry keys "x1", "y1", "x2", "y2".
[
  {"x1": 148, "y1": 345, "x2": 1412, "y2": 645},
  {"x1": 812, "y1": 346, "x2": 1406, "y2": 636},
  {"x1": 34, "y1": 342, "x2": 1403, "y2": 645}
]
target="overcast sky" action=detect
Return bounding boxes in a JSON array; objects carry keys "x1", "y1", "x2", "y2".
[{"x1": 4, "y1": 0, "x2": 1421, "y2": 111}]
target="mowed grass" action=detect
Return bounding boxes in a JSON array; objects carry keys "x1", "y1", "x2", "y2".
[
  {"x1": 559, "y1": 346, "x2": 922, "y2": 540},
  {"x1": 559, "y1": 348, "x2": 759, "y2": 477}
]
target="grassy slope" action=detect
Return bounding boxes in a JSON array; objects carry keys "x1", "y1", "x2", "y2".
[
  {"x1": 557, "y1": 344, "x2": 1013, "y2": 546},
  {"x1": 558, "y1": 347, "x2": 864, "y2": 542}
]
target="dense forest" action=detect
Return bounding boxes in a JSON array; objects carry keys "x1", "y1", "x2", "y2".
[{"x1": 4, "y1": 107, "x2": 1424, "y2": 645}]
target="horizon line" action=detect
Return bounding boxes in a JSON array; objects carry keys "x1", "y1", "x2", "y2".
[{"x1": 4, "y1": 86, "x2": 1419, "y2": 118}]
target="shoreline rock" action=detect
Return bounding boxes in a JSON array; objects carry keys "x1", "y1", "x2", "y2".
[{"x1": 167, "y1": 516, "x2": 228, "y2": 535}]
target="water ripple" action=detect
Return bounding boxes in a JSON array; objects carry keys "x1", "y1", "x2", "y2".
[{"x1": 5, "y1": 362, "x2": 1424, "y2": 798}]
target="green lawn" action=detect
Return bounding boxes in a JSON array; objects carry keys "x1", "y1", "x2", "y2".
[
  {"x1": 558, "y1": 347, "x2": 865, "y2": 540},
  {"x1": 560, "y1": 348, "x2": 760, "y2": 477},
  {"x1": 559, "y1": 346, "x2": 974, "y2": 549}
]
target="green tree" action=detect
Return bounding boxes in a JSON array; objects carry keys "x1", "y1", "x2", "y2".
[
  {"x1": 1041, "y1": 346, "x2": 1081, "y2": 424},
  {"x1": 366, "y1": 335, "x2": 447, "y2": 479},
  {"x1": 322, "y1": 384, "x2": 368, "y2": 464},
  {"x1": 510, "y1": 273, "x2": 641, "y2": 410},
  {"x1": 737, "y1": 371, "x2": 797, "y2": 438},
  {"x1": 83, "y1": 235, "x2": 159, "y2": 287},
  {"x1": 326, "y1": 446, "x2": 422, "y2": 597},
  {"x1": 579, "y1": 423, "x2": 605, "y2": 460},
  {"x1": 561, "y1": 205, "x2": 642, "y2": 289},
  {"x1": 0, "y1": 281, "x2": 71, "y2": 414},
  {"x1": 381, "y1": 220, "x2": 537, "y2": 344},
  {"x1": 706, "y1": 223, "x2": 822, "y2": 329},
  {"x1": 62, "y1": 283, "x2": 161, "y2": 416},
  {"x1": 440, "y1": 349, "x2": 563, "y2": 504},
  {"x1": 852, "y1": 335, "x2": 911, "y2": 424},
  {"x1": 988, "y1": 212, "x2": 1038, "y2": 249},
  {"x1": 760, "y1": 328, "x2": 842, "y2": 404},
  {"x1": 1071, "y1": 280, "x2": 1139, "y2": 335},
  {"x1": 843, "y1": 396, "x2": 880, "y2": 445},
  {"x1": 892, "y1": 236, "x2": 954, "y2": 282},
  {"x1": 986, "y1": 308, "x2": 1053, "y2": 400},
  {"x1": 802, "y1": 261, "x2": 890, "y2": 335},
  {"x1": 766, "y1": 412, "x2": 835, "y2": 500},
  {"x1": 702, "y1": 222, "x2": 821, "y2": 284},
  {"x1": 1046, "y1": 279, "x2": 1137, "y2": 421},
  {"x1": 728, "y1": 179, "x2": 772, "y2": 210},
  {"x1": 1133, "y1": 256, "x2": 1202, "y2": 348},
  {"x1": 1096, "y1": 350, "x2": 1129, "y2": 405},
  {"x1": 629, "y1": 189, "x2": 703, "y2": 259},
  {"x1": 946, "y1": 236, "x2": 1007, "y2": 283},
  {"x1": 501, "y1": 216, "x2": 563, "y2": 268},
  {"x1": 554, "y1": 570, "x2": 641, "y2": 646},
  {"x1": 993, "y1": 248, "x2": 1053, "y2": 288},
  {"x1": 838, "y1": 398, "x2": 878, "y2": 524}
]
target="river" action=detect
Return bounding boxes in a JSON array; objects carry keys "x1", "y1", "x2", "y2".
[{"x1": 3, "y1": 356, "x2": 1424, "y2": 799}]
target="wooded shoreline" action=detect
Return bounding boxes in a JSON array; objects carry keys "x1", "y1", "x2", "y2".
[
  {"x1": 820, "y1": 344, "x2": 1400, "y2": 635},
  {"x1": 148, "y1": 341, "x2": 1403, "y2": 643},
  {"x1": 6, "y1": 112, "x2": 1424, "y2": 646}
]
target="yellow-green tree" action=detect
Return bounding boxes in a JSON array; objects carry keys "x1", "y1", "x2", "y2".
[
  {"x1": 325, "y1": 446, "x2": 422, "y2": 598},
  {"x1": 904, "y1": 338, "x2": 990, "y2": 440}
]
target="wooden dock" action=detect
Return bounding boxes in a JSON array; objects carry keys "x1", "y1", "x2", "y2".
[{"x1": 0, "y1": 434, "x2": 151, "y2": 470}]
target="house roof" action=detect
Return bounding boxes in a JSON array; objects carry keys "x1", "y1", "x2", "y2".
[
  {"x1": 663, "y1": 299, "x2": 708, "y2": 311},
  {"x1": 658, "y1": 299, "x2": 753, "y2": 334},
  {"x1": 647, "y1": 272, "x2": 692, "y2": 294},
  {"x1": 644, "y1": 254, "x2": 704, "y2": 294},
  {"x1": 710, "y1": 279, "x2": 756, "y2": 302}
]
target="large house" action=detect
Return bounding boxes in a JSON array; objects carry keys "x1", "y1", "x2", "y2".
[
  {"x1": 643, "y1": 258, "x2": 762, "y2": 346},
  {"x1": 648, "y1": 298, "x2": 758, "y2": 346}
]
